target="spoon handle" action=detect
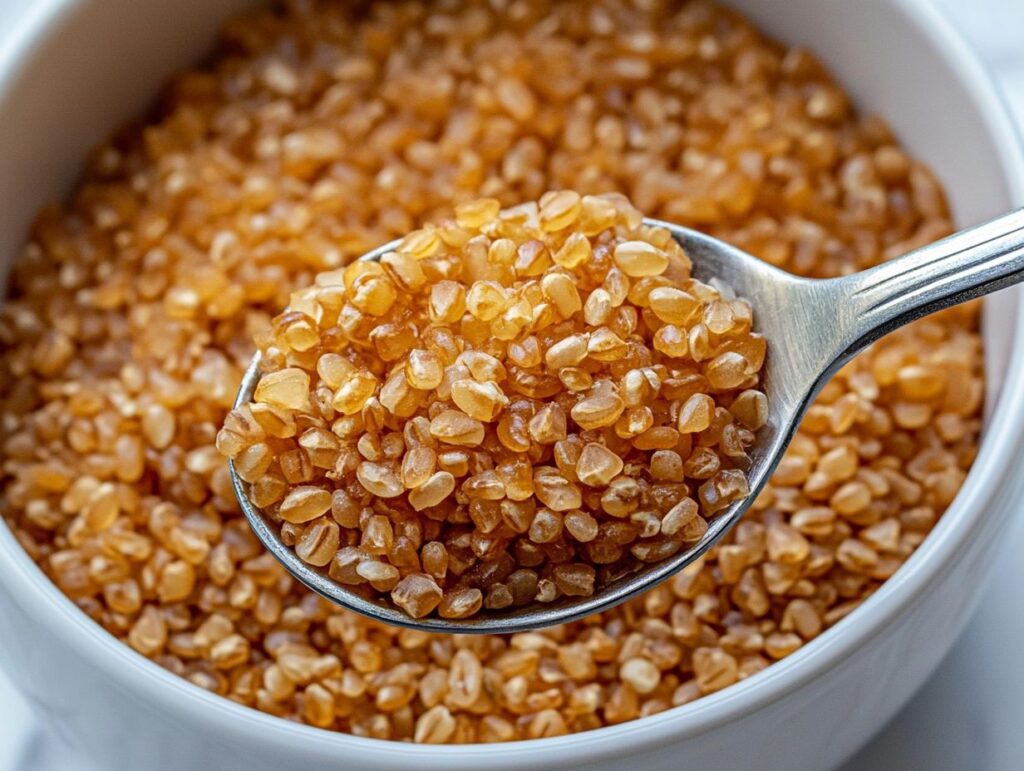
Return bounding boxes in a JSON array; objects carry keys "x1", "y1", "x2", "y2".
[{"x1": 834, "y1": 208, "x2": 1024, "y2": 353}]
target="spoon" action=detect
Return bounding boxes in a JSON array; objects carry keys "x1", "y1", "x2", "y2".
[{"x1": 230, "y1": 207, "x2": 1024, "y2": 633}]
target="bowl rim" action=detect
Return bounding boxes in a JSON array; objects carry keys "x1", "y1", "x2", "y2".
[{"x1": 1, "y1": 0, "x2": 1023, "y2": 764}]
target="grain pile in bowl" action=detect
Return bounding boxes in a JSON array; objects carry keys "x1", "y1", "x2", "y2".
[
  {"x1": 218, "y1": 191, "x2": 767, "y2": 620},
  {"x1": 0, "y1": 0, "x2": 982, "y2": 743}
]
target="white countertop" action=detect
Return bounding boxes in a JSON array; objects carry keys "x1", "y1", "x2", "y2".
[{"x1": 0, "y1": 0, "x2": 1022, "y2": 769}]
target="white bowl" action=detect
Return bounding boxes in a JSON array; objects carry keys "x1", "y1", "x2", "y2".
[{"x1": 0, "y1": 1, "x2": 1022, "y2": 769}]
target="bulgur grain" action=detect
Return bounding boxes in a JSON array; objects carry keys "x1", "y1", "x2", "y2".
[{"x1": 0, "y1": 0, "x2": 983, "y2": 744}]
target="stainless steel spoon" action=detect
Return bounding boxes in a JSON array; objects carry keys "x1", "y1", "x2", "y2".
[{"x1": 230, "y1": 207, "x2": 1024, "y2": 634}]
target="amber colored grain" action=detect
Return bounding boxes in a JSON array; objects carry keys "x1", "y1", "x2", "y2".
[
  {"x1": 221, "y1": 190, "x2": 766, "y2": 620},
  {"x1": 0, "y1": 0, "x2": 979, "y2": 746}
]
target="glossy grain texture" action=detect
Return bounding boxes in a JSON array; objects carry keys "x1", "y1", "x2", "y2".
[
  {"x1": 231, "y1": 209, "x2": 1024, "y2": 633},
  {"x1": 0, "y1": 1, "x2": 1022, "y2": 770}
]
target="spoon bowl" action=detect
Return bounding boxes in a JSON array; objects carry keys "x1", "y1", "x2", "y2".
[{"x1": 231, "y1": 208, "x2": 1024, "y2": 633}]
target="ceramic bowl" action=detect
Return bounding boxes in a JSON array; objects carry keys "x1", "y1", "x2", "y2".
[{"x1": 0, "y1": 1, "x2": 1021, "y2": 768}]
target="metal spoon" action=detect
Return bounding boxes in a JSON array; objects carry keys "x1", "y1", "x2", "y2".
[{"x1": 230, "y1": 207, "x2": 1024, "y2": 633}]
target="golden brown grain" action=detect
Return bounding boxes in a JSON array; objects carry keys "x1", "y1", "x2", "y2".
[
  {"x1": 0, "y1": 0, "x2": 981, "y2": 744},
  {"x1": 219, "y1": 192, "x2": 763, "y2": 619}
]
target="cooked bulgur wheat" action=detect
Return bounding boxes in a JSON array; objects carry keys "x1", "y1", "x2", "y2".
[
  {"x1": 218, "y1": 191, "x2": 766, "y2": 619},
  {"x1": 0, "y1": 0, "x2": 982, "y2": 741}
]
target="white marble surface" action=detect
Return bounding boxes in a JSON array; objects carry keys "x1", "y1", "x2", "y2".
[{"x1": 0, "y1": 0, "x2": 1023, "y2": 769}]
